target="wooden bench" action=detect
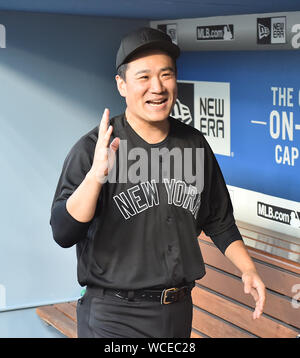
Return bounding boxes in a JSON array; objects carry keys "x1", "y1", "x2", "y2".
[
  {"x1": 36, "y1": 302, "x2": 78, "y2": 338},
  {"x1": 37, "y1": 222, "x2": 300, "y2": 338},
  {"x1": 192, "y1": 223, "x2": 300, "y2": 338}
]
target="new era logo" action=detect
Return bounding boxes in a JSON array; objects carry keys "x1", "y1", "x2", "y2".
[
  {"x1": 258, "y1": 24, "x2": 270, "y2": 40},
  {"x1": 171, "y1": 82, "x2": 194, "y2": 127},
  {"x1": 257, "y1": 17, "x2": 286, "y2": 44},
  {"x1": 173, "y1": 81, "x2": 231, "y2": 157},
  {"x1": 172, "y1": 99, "x2": 193, "y2": 125}
]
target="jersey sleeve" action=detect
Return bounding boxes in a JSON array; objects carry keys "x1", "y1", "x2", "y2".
[
  {"x1": 196, "y1": 137, "x2": 243, "y2": 254},
  {"x1": 50, "y1": 136, "x2": 95, "y2": 248}
]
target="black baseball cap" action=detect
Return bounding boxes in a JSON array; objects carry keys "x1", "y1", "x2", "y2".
[{"x1": 116, "y1": 27, "x2": 180, "y2": 70}]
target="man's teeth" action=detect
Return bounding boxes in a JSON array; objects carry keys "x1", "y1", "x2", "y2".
[{"x1": 148, "y1": 100, "x2": 166, "y2": 106}]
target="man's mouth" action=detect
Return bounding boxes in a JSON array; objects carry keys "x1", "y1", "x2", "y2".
[{"x1": 146, "y1": 99, "x2": 168, "y2": 107}]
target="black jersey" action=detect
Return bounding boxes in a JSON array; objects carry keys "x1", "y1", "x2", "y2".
[{"x1": 50, "y1": 114, "x2": 242, "y2": 290}]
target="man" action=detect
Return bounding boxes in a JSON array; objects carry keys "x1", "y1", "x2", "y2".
[{"x1": 50, "y1": 27, "x2": 265, "y2": 338}]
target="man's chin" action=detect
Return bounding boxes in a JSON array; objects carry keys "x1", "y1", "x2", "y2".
[
  {"x1": 144, "y1": 110, "x2": 172, "y2": 123},
  {"x1": 126, "y1": 108, "x2": 171, "y2": 124}
]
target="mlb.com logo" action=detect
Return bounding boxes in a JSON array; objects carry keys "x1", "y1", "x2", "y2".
[
  {"x1": 171, "y1": 81, "x2": 231, "y2": 157},
  {"x1": 257, "y1": 201, "x2": 300, "y2": 229}
]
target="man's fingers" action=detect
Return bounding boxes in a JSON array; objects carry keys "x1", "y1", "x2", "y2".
[
  {"x1": 246, "y1": 286, "x2": 262, "y2": 320},
  {"x1": 253, "y1": 307, "x2": 261, "y2": 320},
  {"x1": 250, "y1": 287, "x2": 259, "y2": 302},
  {"x1": 249, "y1": 288, "x2": 262, "y2": 320},
  {"x1": 243, "y1": 277, "x2": 251, "y2": 294},
  {"x1": 256, "y1": 283, "x2": 266, "y2": 312},
  {"x1": 110, "y1": 137, "x2": 120, "y2": 153},
  {"x1": 98, "y1": 108, "x2": 110, "y2": 139},
  {"x1": 253, "y1": 291, "x2": 264, "y2": 320},
  {"x1": 95, "y1": 127, "x2": 113, "y2": 163},
  {"x1": 98, "y1": 124, "x2": 113, "y2": 150},
  {"x1": 104, "y1": 125, "x2": 113, "y2": 143},
  {"x1": 242, "y1": 272, "x2": 266, "y2": 320},
  {"x1": 92, "y1": 108, "x2": 119, "y2": 182}
]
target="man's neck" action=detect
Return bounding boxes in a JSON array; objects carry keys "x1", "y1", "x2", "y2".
[{"x1": 125, "y1": 109, "x2": 170, "y2": 144}]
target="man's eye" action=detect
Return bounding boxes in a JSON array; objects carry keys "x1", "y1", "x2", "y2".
[
  {"x1": 139, "y1": 76, "x2": 148, "y2": 80},
  {"x1": 162, "y1": 72, "x2": 172, "y2": 77}
]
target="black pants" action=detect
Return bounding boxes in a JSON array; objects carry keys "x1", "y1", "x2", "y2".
[{"x1": 76, "y1": 287, "x2": 193, "y2": 338}]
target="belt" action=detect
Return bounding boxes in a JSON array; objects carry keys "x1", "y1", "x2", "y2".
[{"x1": 87, "y1": 283, "x2": 194, "y2": 305}]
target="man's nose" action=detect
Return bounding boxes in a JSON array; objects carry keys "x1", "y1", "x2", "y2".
[{"x1": 149, "y1": 77, "x2": 164, "y2": 93}]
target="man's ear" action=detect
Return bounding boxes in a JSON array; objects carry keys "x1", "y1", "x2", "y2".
[{"x1": 115, "y1": 75, "x2": 126, "y2": 98}]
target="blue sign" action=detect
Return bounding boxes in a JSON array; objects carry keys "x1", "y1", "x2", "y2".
[{"x1": 177, "y1": 50, "x2": 300, "y2": 203}]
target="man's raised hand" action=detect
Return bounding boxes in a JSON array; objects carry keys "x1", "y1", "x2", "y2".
[{"x1": 90, "y1": 108, "x2": 120, "y2": 184}]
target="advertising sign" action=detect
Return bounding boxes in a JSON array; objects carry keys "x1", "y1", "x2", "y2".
[
  {"x1": 197, "y1": 24, "x2": 234, "y2": 41},
  {"x1": 171, "y1": 81, "x2": 231, "y2": 156},
  {"x1": 257, "y1": 17, "x2": 286, "y2": 45},
  {"x1": 175, "y1": 51, "x2": 300, "y2": 238}
]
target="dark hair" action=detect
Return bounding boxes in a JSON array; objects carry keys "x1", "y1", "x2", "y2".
[{"x1": 117, "y1": 63, "x2": 128, "y2": 81}]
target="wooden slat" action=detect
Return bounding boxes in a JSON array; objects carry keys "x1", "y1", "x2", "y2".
[
  {"x1": 192, "y1": 285, "x2": 299, "y2": 338},
  {"x1": 236, "y1": 220, "x2": 300, "y2": 248},
  {"x1": 238, "y1": 224, "x2": 300, "y2": 251},
  {"x1": 53, "y1": 302, "x2": 77, "y2": 322},
  {"x1": 36, "y1": 305, "x2": 77, "y2": 338},
  {"x1": 197, "y1": 266, "x2": 300, "y2": 329},
  {"x1": 192, "y1": 307, "x2": 254, "y2": 338},
  {"x1": 190, "y1": 330, "x2": 204, "y2": 338},
  {"x1": 243, "y1": 234, "x2": 300, "y2": 257},
  {"x1": 245, "y1": 246, "x2": 300, "y2": 275},
  {"x1": 241, "y1": 230, "x2": 300, "y2": 252},
  {"x1": 199, "y1": 231, "x2": 300, "y2": 274},
  {"x1": 70, "y1": 301, "x2": 77, "y2": 308},
  {"x1": 199, "y1": 239, "x2": 300, "y2": 298}
]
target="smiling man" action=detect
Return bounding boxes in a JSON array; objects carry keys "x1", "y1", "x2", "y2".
[
  {"x1": 116, "y1": 49, "x2": 177, "y2": 125},
  {"x1": 50, "y1": 27, "x2": 265, "y2": 338}
]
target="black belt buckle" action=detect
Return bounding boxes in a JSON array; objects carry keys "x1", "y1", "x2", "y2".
[{"x1": 161, "y1": 287, "x2": 179, "y2": 305}]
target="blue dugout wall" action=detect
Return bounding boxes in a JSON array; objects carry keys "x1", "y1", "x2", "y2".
[
  {"x1": 177, "y1": 50, "x2": 300, "y2": 202},
  {"x1": 152, "y1": 13, "x2": 300, "y2": 239},
  {"x1": 0, "y1": 10, "x2": 147, "y2": 337}
]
